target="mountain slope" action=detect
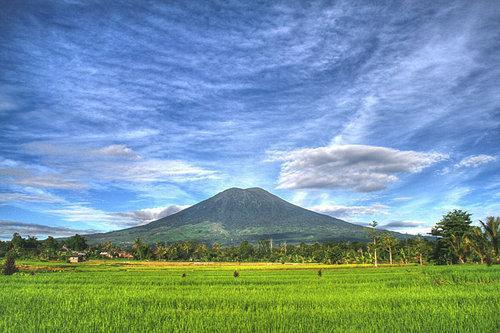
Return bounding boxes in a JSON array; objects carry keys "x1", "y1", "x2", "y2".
[{"x1": 85, "y1": 187, "x2": 407, "y2": 244}]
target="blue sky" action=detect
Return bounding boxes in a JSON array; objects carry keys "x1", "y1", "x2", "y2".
[{"x1": 1, "y1": 0, "x2": 499, "y2": 239}]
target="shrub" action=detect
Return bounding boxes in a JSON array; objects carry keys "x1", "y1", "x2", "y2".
[
  {"x1": 2, "y1": 255, "x2": 18, "y2": 275},
  {"x1": 233, "y1": 270, "x2": 239, "y2": 278}
]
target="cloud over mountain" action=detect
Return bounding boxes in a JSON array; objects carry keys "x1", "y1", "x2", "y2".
[{"x1": 114, "y1": 205, "x2": 190, "y2": 226}]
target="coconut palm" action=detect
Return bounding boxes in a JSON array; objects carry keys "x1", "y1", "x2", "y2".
[
  {"x1": 465, "y1": 227, "x2": 488, "y2": 264},
  {"x1": 480, "y1": 216, "x2": 499, "y2": 257}
]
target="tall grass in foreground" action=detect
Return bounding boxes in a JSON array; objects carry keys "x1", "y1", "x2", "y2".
[{"x1": 0, "y1": 263, "x2": 498, "y2": 332}]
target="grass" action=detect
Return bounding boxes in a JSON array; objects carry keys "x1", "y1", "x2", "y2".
[{"x1": 0, "y1": 261, "x2": 498, "y2": 332}]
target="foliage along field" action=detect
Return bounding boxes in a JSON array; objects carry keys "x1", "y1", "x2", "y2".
[{"x1": 0, "y1": 261, "x2": 499, "y2": 332}]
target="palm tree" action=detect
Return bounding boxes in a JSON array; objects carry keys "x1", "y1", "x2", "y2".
[
  {"x1": 154, "y1": 244, "x2": 169, "y2": 260},
  {"x1": 480, "y1": 216, "x2": 499, "y2": 257},
  {"x1": 466, "y1": 227, "x2": 488, "y2": 264}
]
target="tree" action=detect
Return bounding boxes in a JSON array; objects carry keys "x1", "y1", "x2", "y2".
[
  {"x1": 10, "y1": 233, "x2": 24, "y2": 255},
  {"x1": 369, "y1": 221, "x2": 378, "y2": 267},
  {"x1": 154, "y1": 244, "x2": 169, "y2": 260},
  {"x1": 466, "y1": 227, "x2": 488, "y2": 264},
  {"x1": 42, "y1": 236, "x2": 59, "y2": 259},
  {"x1": 381, "y1": 233, "x2": 398, "y2": 265},
  {"x1": 368, "y1": 221, "x2": 379, "y2": 267},
  {"x1": 2, "y1": 254, "x2": 18, "y2": 275},
  {"x1": 211, "y1": 243, "x2": 223, "y2": 261},
  {"x1": 101, "y1": 241, "x2": 115, "y2": 253},
  {"x1": 256, "y1": 239, "x2": 272, "y2": 259},
  {"x1": 431, "y1": 210, "x2": 473, "y2": 264},
  {"x1": 238, "y1": 241, "x2": 254, "y2": 261},
  {"x1": 411, "y1": 236, "x2": 431, "y2": 265},
  {"x1": 66, "y1": 234, "x2": 88, "y2": 251},
  {"x1": 480, "y1": 216, "x2": 499, "y2": 257},
  {"x1": 24, "y1": 236, "x2": 40, "y2": 256},
  {"x1": 194, "y1": 243, "x2": 208, "y2": 261},
  {"x1": 0, "y1": 240, "x2": 8, "y2": 258},
  {"x1": 132, "y1": 238, "x2": 151, "y2": 260}
]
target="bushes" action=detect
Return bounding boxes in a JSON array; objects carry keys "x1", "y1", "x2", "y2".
[{"x1": 2, "y1": 255, "x2": 18, "y2": 275}]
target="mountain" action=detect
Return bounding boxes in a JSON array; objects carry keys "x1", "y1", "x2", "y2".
[{"x1": 85, "y1": 187, "x2": 407, "y2": 245}]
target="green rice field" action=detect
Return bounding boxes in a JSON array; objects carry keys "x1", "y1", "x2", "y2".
[{"x1": 1, "y1": 261, "x2": 499, "y2": 332}]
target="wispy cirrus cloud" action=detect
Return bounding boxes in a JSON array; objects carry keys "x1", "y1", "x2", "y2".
[
  {"x1": 0, "y1": 190, "x2": 63, "y2": 203},
  {"x1": 0, "y1": 158, "x2": 85, "y2": 190},
  {"x1": 93, "y1": 144, "x2": 139, "y2": 159},
  {"x1": 2, "y1": 144, "x2": 217, "y2": 195},
  {"x1": 456, "y1": 154, "x2": 496, "y2": 168},
  {"x1": 439, "y1": 154, "x2": 496, "y2": 174},
  {"x1": 0, "y1": 1, "x2": 498, "y2": 233}
]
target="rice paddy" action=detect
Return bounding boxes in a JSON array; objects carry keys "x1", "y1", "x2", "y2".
[{"x1": 1, "y1": 261, "x2": 499, "y2": 332}]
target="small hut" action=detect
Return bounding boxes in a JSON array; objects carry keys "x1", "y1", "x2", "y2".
[
  {"x1": 99, "y1": 251, "x2": 113, "y2": 258},
  {"x1": 117, "y1": 251, "x2": 134, "y2": 259},
  {"x1": 68, "y1": 254, "x2": 86, "y2": 263}
]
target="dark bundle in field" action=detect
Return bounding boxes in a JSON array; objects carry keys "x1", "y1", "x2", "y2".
[
  {"x1": 182, "y1": 273, "x2": 186, "y2": 278},
  {"x1": 317, "y1": 269, "x2": 322, "y2": 277},
  {"x1": 233, "y1": 270, "x2": 239, "y2": 278},
  {"x1": 2, "y1": 255, "x2": 18, "y2": 275}
]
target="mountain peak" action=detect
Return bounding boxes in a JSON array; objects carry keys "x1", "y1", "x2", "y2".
[
  {"x1": 85, "y1": 186, "x2": 409, "y2": 245},
  {"x1": 220, "y1": 187, "x2": 268, "y2": 193},
  {"x1": 215, "y1": 187, "x2": 273, "y2": 198}
]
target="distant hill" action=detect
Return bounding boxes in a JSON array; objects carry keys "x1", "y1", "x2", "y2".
[{"x1": 85, "y1": 187, "x2": 410, "y2": 245}]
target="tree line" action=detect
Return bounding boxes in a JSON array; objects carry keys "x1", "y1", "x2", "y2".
[{"x1": 1, "y1": 210, "x2": 498, "y2": 266}]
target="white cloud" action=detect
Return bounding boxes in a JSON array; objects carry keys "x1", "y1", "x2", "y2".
[
  {"x1": 290, "y1": 191, "x2": 308, "y2": 206},
  {"x1": 0, "y1": 158, "x2": 85, "y2": 190},
  {"x1": 15, "y1": 175, "x2": 85, "y2": 189},
  {"x1": 0, "y1": 191, "x2": 63, "y2": 203},
  {"x1": 93, "y1": 144, "x2": 139, "y2": 159},
  {"x1": 437, "y1": 154, "x2": 495, "y2": 175},
  {"x1": 0, "y1": 220, "x2": 98, "y2": 239},
  {"x1": 15, "y1": 143, "x2": 218, "y2": 188},
  {"x1": 118, "y1": 159, "x2": 216, "y2": 183},
  {"x1": 309, "y1": 203, "x2": 389, "y2": 218},
  {"x1": 392, "y1": 196, "x2": 412, "y2": 202},
  {"x1": 46, "y1": 203, "x2": 191, "y2": 229},
  {"x1": 456, "y1": 154, "x2": 496, "y2": 168},
  {"x1": 382, "y1": 220, "x2": 425, "y2": 228},
  {"x1": 47, "y1": 204, "x2": 123, "y2": 227},
  {"x1": 272, "y1": 144, "x2": 447, "y2": 192},
  {"x1": 380, "y1": 220, "x2": 431, "y2": 235},
  {"x1": 114, "y1": 205, "x2": 190, "y2": 226}
]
